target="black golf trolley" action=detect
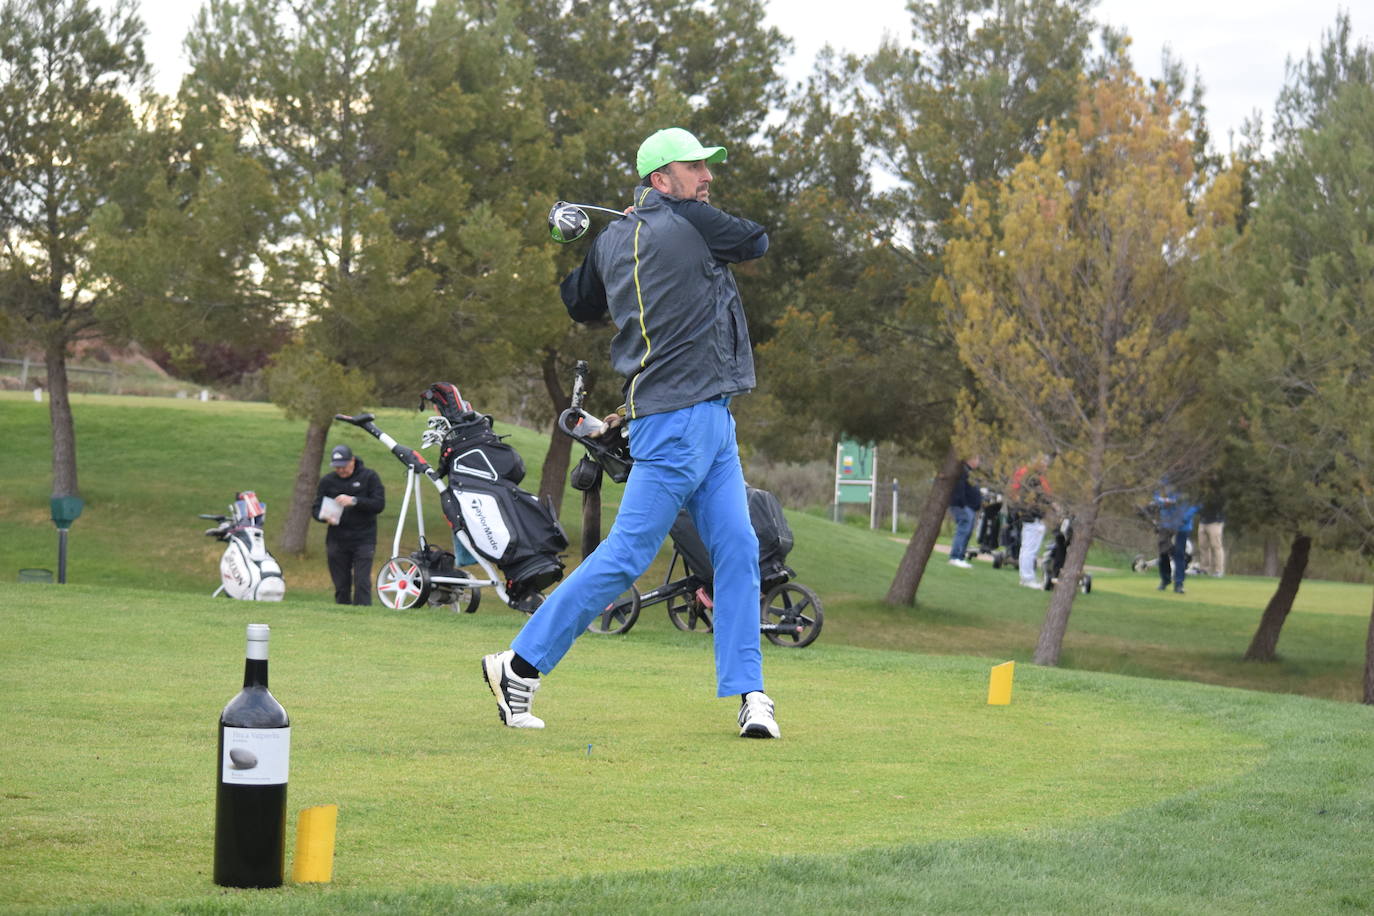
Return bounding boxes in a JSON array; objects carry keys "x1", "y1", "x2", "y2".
[
  {"x1": 338, "y1": 382, "x2": 568, "y2": 616},
  {"x1": 1039, "y1": 516, "x2": 1092, "y2": 593},
  {"x1": 557, "y1": 361, "x2": 824, "y2": 648}
]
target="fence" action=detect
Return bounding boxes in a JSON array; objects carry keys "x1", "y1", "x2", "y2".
[{"x1": 1, "y1": 356, "x2": 119, "y2": 393}]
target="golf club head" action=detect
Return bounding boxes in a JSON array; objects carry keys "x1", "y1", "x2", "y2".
[{"x1": 549, "y1": 201, "x2": 590, "y2": 244}]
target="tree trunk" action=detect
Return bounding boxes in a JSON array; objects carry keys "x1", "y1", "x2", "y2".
[
  {"x1": 537, "y1": 349, "x2": 573, "y2": 515},
  {"x1": 884, "y1": 441, "x2": 961, "y2": 606},
  {"x1": 1364, "y1": 589, "x2": 1374, "y2": 705},
  {"x1": 279, "y1": 419, "x2": 331, "y2": 555},
  {"x1": 45, "y1": 336, "x2": 79, "y2": 498},
  {"x1": 1244, "y1": 533, "x2": 1311, "y2": 661},
  {"x1": 581, "y1": 478, "x2": 603, "y2": 559},
  {"x1": 1033, "y1": 503, "x2": 1100, "y2": 666},
  {"x1": 1262, "y1": 532, "x2": 1281, "y2": 577}
]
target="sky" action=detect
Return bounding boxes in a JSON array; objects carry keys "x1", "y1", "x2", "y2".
[{"x1": 111, "y1": 0, "x2": 1361, "y2": 153}]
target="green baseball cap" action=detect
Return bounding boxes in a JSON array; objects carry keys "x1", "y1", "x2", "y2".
[{"x1": 636, "y1": 127, "x2": 727, "y2": 178}]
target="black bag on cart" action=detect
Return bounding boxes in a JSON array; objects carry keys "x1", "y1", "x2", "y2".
[
  {"x1": 748, "y1": 488, "x2": 795, "y2": 589},
  {"x1": 417, "y1": 380, "x2": 566, "y2": 600},
  {"x1": 665, "y1": 486, "x2": 795, "y2": 590},
  {"x1": 447, "y1": 476, "x2": 568, "y2": 599}
]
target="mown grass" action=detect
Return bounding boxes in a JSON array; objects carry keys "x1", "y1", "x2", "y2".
[
  {"x1": 2, "y1": 583, "x2": 1372, "y2": 913},
  {"x1": 4, "y1": 390, "x2": 1372, "y2": 705},
  {"x1": 4, "y1": 392, "x2": 1374, "y2": 911}
]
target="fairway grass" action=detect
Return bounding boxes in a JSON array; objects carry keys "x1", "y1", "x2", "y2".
[
  {"x1": 3, "y1": 585, "x2": 1373, "y2": 913},
  {"x1": 5, "y1": 392, "x2": 1374, "y2": 912}
]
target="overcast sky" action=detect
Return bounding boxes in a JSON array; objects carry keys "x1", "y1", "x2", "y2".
[{"x1": 112, "y1": 0, "x2": 1360, "y2": 153}]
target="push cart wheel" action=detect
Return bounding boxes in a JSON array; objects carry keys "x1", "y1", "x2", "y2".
[
  {"x1": 441, "y1": 575, "x2": 481, "y2": 614},
  {"x1": 761, "y1": 582, "x2": 824, "y2": 648},
  {"x1": 1081, "y1": 575, "x2": 1092, "y2": 594},
  {"x1": 667, "y1": 587, "x2": 714, "y2": 633},
  {"x1": 1131, "y1": 554, "x2": 1148, "y2": 573},
  {"x1": 992, "y1": 551, "x2": 1004, "y2": 569},
  {"x1": 377, "y1": 556, "x2": 430, "y2": 610},
  {"x1": 587, "y1": 586, "x2": 642, "y2": 635}
]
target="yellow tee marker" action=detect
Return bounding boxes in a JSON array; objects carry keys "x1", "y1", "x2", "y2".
[
  {"x1": 988, "y1": 661, "x2": 1015, "y2": 705},
  {"x1": 292, "y1": 804, "x2": 338, "y2": 883}
]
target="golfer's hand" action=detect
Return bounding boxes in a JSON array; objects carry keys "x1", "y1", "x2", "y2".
[
  {"x1": 337, "y1": 494, "x2": 356, "y2": 507},
  {"x1": 588, "y1": 413, "x2": 622, "y2": 439}
]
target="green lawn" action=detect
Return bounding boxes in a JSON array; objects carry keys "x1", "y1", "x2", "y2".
[
  {"x1": 3, "y1": 392, "x2": 1374, "y2": 912},
  {"x1": 2, "y1": 584, "x2": 1371, "y2": 913}
]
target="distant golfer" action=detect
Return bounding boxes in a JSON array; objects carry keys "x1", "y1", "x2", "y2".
[
  {"x1": 313, "y1": 444, "x2": 385, "y2": 605},
  {"x1": 482, "y1": 127, "x2": 778, "y2": 737}
]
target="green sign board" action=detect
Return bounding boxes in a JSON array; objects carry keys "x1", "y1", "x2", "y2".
[{"x1": 835, "y1": 440, "x2": 876, "y2": 504}]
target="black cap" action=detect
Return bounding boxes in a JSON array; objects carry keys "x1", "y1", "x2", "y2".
[{"x1": 330, "y1": 444, "x2": 354, "y2": 467}]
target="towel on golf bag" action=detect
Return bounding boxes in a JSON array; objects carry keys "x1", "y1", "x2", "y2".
[{"x1": 666, "y1": 487, "x2": 794, "y2": 591}]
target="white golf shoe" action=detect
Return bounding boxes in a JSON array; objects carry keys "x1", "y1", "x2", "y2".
[
  {"x1": 481, "y1": 650, "x2": 544, "y2": 729},
  {"x1": 738, "y1": 691, "x2": 780, "y2": 739}
]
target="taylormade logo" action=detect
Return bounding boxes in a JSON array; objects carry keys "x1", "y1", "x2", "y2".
[
  {"x1": 461, "y1": 491, "x2": 510, "y2": 558},
  {"x1": 469, "y1": 497, "x2": 497, "y2": 548}
]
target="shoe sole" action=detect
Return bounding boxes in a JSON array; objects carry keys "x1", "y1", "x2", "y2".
[
  {"x1": 481, "y1": 655, "x2": 511, "y2": 725},
  {"x1": 740, "y1": 723, "x2": 779, "y2": 739}
]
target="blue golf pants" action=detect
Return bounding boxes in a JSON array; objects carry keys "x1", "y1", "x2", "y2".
[{"x1": 511, "y1": 398, "x2": 763, "y2": 697}]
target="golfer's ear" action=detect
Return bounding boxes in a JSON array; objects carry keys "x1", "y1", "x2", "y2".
[{"x1": 648, "y1": 169, "x2": 669, "y2": 193}]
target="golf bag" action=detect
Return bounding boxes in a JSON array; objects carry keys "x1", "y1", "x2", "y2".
[
  {"x1": 338, "y1": 383, "x2": 567, "y2": 604},
  {"x1": 421, "y1": 382, "x2": 565, "y2": 597},
  {"x1": 972, "y1": 489, "x2": 1003, "y2": 560},
  {"x1": 1042, "y1": 517, "x2": 1092, "y2": 593},
  {"x1": 667, "y1": 487, "x2": 797, "y2": 591},
  {"x1": 201, "y1": 491, "x2": 285, "y2": 601},
  {"x1": 992, "y1": 509, "x2": 1025, "y2": 570}
]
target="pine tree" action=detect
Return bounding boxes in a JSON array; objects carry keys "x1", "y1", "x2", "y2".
[{"x1": 944, "y1": 63, "x2": 1240, "y2": 665}]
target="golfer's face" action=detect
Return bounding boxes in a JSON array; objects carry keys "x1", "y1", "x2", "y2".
[
  {"x1": 660, "y1": 159, "x2": 712, "y2": 202},
  {"x1": 336, "y1": 458, "x2": 356, "y2": 478}
]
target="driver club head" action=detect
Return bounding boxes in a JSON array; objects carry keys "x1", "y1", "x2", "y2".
[{"x1": 549, "y1": 201, "x2": 590, "y2": 244}]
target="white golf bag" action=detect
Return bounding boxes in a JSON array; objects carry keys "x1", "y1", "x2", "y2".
[{"x1": 201, "y1": 491, "x2": 286, "y2": 601}]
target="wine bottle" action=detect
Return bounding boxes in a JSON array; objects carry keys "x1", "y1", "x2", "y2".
[{"x1": 213, "y1": 623, "x2": 290, "y2": 888}]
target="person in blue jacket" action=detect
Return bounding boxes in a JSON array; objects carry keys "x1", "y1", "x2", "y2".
[
  {"x1": 482, "y1": 127, "x2": 779, "y2": 738},
  {"x1": 1152, "y1": 482, "x2": 1199, "y2": 594}
]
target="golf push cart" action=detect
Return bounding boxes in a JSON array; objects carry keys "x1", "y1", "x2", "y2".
[
  {"x1": 557, "y1": 360, "x2": 824, "y2": 648},
  {"x1": 336, "y1": 382, "x2": 568, "y2": 615}
]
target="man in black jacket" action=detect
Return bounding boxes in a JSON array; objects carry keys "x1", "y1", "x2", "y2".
[
  {"x1": 313, "y1": 444, "x2": 386, "y2": 605},
  {"x1": 948, "y1": 455, "x2": 982, "y2": 568}
]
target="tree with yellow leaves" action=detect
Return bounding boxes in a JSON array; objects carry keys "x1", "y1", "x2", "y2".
[{"x1": 942, "y1": 63, "x2": 1240, "y2": 665}]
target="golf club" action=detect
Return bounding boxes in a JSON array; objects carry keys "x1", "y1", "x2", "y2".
[{"x1": 548, "y1": 200, "x2": 625, "y2": 244}]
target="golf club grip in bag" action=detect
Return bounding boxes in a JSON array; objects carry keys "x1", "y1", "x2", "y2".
[
  {"x1": 667, "y1": 487, "x2": 795, "y2": 590},
  {"x1": 335, "y1": 412, "x2": 566, "y2": 601}
]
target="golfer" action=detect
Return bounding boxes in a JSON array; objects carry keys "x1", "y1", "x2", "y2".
[{"x1": 482, "y1": 127, "x2": 778, "y2": 738}]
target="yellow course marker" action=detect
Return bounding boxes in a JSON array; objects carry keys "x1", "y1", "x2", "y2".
[
  {"x1": 292, "y1": 804, "x2": 338, "y2": 883},
  {"x1": 987, "y1": 661, "x2": 1015, "y2": 705}
]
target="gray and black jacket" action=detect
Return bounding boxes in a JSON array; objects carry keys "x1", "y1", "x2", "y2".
[{"x1": 559, "y1": 186, "x2": 768, "y2": 419}]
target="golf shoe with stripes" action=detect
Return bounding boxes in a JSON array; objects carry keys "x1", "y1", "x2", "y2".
[{"x1": 482, "y1": 650, "x2": 544, "y2": 729}]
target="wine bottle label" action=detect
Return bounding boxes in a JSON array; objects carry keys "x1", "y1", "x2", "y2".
[{"x1": 221, "y1": 727, "x2": 291, "y2": 785}]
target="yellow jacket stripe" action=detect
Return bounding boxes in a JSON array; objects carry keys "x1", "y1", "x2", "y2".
[{"x1": 628, "y1": 186, "x2": 654, "y2": 418}]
